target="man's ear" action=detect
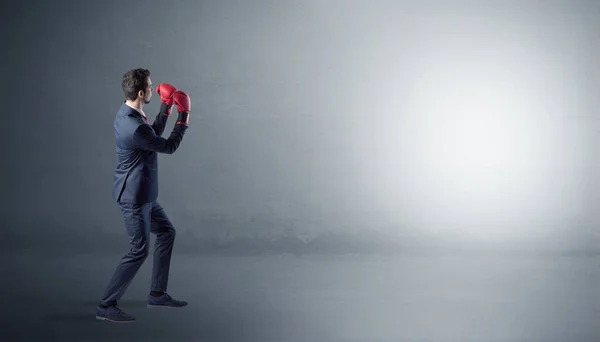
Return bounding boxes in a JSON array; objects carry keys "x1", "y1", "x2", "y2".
[{"x1": 138, "y1": 90, "x2": 144, "y2": 98}]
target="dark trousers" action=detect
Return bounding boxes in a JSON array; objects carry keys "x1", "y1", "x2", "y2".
[{"x1": 100, "y1": 201, "x2": 176, "y2": 307}]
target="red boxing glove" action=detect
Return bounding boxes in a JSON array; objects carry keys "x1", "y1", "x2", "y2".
[
  {"x1": 156, "y1": 83, "x2": 177, "y2": 105},
  {"x1": 156, "y1": 83, "x2": 177, "y2": 116},
  {"x1": 172, "y1": 90, "x2": 191, "y2": 125}
]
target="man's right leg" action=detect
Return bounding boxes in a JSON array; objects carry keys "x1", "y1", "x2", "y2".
[{"x1": 96, "y1": 202, "x2": 153, "y2": 322}]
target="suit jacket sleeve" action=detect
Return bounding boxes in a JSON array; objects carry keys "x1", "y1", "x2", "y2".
[
  {"x1": 151, "y1": 103, "x2": 171, "y2": 137},
  {"x1": 133, "y1": 123, "x2": 189, "y2": 154}
]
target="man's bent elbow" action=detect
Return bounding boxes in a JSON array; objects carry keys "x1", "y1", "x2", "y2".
[{"x1": 163, "y1": 142, "x2": 181, "y2": 155}]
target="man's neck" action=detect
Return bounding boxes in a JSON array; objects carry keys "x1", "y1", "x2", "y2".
[{"x1": 125, "y1": 99, "x2": 144, "y2": 110}]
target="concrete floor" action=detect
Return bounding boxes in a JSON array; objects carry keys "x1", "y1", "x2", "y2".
[{"x1": 2, "y1": 251, "x2": 599, "y2": 342}]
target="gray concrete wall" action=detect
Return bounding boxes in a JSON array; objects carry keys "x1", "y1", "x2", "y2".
[{"x1": 2, "y1": 0, "x2": 600, "y2": 256}]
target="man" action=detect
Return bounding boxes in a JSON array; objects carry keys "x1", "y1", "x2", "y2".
[{"x1": 96, "y1": 68, "x2": 191, "y2": 323}]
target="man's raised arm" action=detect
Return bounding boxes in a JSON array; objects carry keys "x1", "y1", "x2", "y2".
[
  {"x1": 151, "y1": 83, "x2": 177, "y2": 137},
  {"x1": 134, "y1": 90, "x2": 191, "y2": 154}
]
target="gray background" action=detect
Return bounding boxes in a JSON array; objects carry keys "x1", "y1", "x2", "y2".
[{"x1": 1, "y1": 1, "x2": 600, "y2": 341}]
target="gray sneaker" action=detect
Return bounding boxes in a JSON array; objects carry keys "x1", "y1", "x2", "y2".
[
  {"x1": 147, "y1": 293, "x2": 188, "y2": 308},
  {"x1": 96, "y1": 305, "x2": 136, "y2": 323}
]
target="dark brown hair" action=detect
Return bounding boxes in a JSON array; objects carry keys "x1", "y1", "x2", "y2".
[{"x1": 121, "y1": 68, "x2": 151, "y2": 101}]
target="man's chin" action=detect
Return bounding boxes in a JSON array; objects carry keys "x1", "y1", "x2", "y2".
[{"x1": 144, "y1": 99, "x2": 151, "y2": 104}]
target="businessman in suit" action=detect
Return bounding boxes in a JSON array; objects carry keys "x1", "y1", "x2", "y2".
[{"x1": 96, "y1": 68, "x2": 191, "y2": 323}]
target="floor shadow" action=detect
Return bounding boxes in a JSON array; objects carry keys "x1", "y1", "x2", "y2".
[
  {"x1": 83, "y1": 299, "x2": 148, "y2": 308},
  {"x1": 42, "y1": 312, "x2": 97, "y2": 322}
]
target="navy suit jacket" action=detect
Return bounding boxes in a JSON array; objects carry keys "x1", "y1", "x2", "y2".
[{"x1": 112, "y1": 102, "x2": 188, "y2": 204}]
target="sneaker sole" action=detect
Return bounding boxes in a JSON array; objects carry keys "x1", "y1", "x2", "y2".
[{"x1": 96, "y1": 315, "x2": 136, "y2": 323}]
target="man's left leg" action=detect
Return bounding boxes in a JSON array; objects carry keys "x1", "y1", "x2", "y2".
[{"x1": 147, "y1": 201, "x2": 188, "y2": 308}]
